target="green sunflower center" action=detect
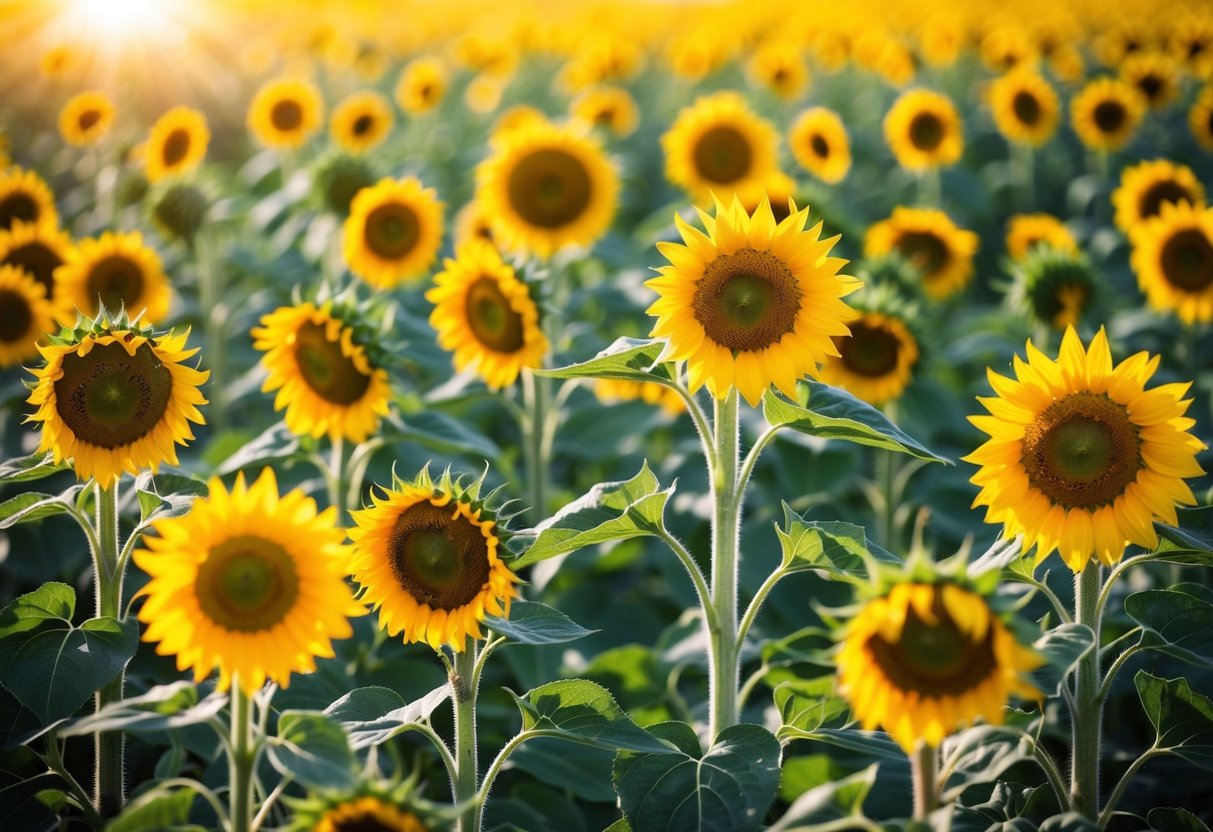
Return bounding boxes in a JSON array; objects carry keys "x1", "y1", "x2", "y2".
[
  {"x1": 53, "y1": 340, "x2": 173, "y2": 449},
  {"x1": 196, "y1": 535, "x2": 300, "y2": 632},
  {"x1": 78, "y1": 109, "x2": 102, "y2": 131},
  {"x1": 1139, "y1": 180, "x2": 1196, "y2": 221},
  {"x1": 352, "y1": 114, "x2": 374, "y2": 136},
  {"x1": 0, "y1": 193, "x2": 39, "y2": 230},
  {"x1": 810, "y1": 133, "x2": 829, "y2": 158},
  {"x1": 1160, "y1": 228, "x2": 1213, "y2": 293},
  {"x1": 270, "y1": 99, "x2": 304, "y2": 132},
  {"x1": 506, "y1": 147, "x2": 593, "y2": 229},
  {"x1": 896, "y1": 230, "x2": 948, "y2": 277},
  {"x1": 387, "y1": 501, "x2": 492, "y2": 611},
  {"x1": 0, "y1": 289, "x2": 32, "y2": 342},
  {"x1": 908, "y1": 112, "x2": 944, "y2": 151},
  {"x1": 293, "y1": 321, "x2": 372, "y2": 405},
  {"x1": 692, "y1": 125, "x2": 753, "y2": 184},
  {"x1": 85, "y1": 254, "x2": 145, "y2": 314},
  {"x1": 3, "y1": 241, "x2": 63, "y2": 294},
  {"x1": 693, "y1": 248, "x2": 802, "y2": 353},
  {"x1": 1012, "y1": 91, "x2": 1041, "y2": 126},
  {"x1": 1092, "y1": 100, "x2": 1126, "y2": 134},
  {"x1": 465, "y1": 276, "x2": 526, "y2": 352},
  {"x1": 162, "y1": 128, "x2": 192, "y2": 167},
  {"x1": 364, "y1": 203, "x2": 420, "y2": 259},
  {"x1": 1021, "y1": 392, "x2": 1143, "y2": 509},
  {"x1": 840, "y1": 321, "x2": 903, "y2": 377}
]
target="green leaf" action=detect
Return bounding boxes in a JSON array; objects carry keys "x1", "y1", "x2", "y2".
[
  {"x1": 967, "y1": 537, "x2": 1025, "y2": 580},
  {"x1": 603, "y1": 820, "x2": 632, "y2": 832},
  {"x1": 774, "y1": 678, "x2": 850, "y2": 739},
  {"x1": 485, "y1": 600, "x2": 597, "y2": 645},
  {"x1": 324, "y1": 684, "x2": 449, "y2": 749},
  {"x1": 1156, "y1": 506, "x2": 1213, "y2": 557},
  {"x1": 1031, "y1": 623, "x2": 1095, "y2": 697},
  {"x1": 387, "y1": 411, "x2": 500, "y2": 461},
  {"x1": 776, "y1": 504, "x2": 897, "y2": 581},
  {"x1": 1126, "y1": 583, "x2": 1213, "y2": 668},
  {"x1": 1135, "y1": 671, "x2": 1213, "y2": 768},
  {"x1": 0, "y1": 773, "x2": 62, "y2": 832},
  {"x1": 0, "y1": 453, "x2": 70, "y2": 484},
  {"x1": 780, "y1": 726, "x2": 904, "y2": 761},
  {"x1": 107, "y1": 785, "x2": 201, "y2": 832},
  {"x1": 0, "y1": 486, "x2": 84, "y2": 529},
  {"x1": 0, "y1": 583, "x2": 139, "y2": 723},
  {"x1": 612, "y1": 723, "x2": 782, "y2": 832},
  {"x1": 768, "y1": 765, "x2": 877, "y2": 831},
  {"x1": 763, "y1": 383, "x2": 949, "y2": 463},
  {"x1": 510, "y1": 463, "x2": 672, "y2": 568},
  {"x1": 1038, "y1": 813, "x2": 1102, "y2": 831},
  {"x1": 508, "y1": 738, "x2": 617, "y2": 802},
  {"x1": 266, "y1": 711, "x2": 356, "y2": 789},
  {"x1": 538, "y1": 338, "x2": 673, "y2": 384},
  {"x1": 940, "y1": 726, "x2": 1034, "y2": 801},
  {"x1": 509, "y1": 679, "x2": 672, "y2": 753},
  {"x1": 1148, "y1": 807, "x2": 1211, "y2": 832},
  {"x1": 215, "y1": 422, "x2": 302, "y2": 476},
  {"x1": 60, "y1": 681, "x2": 227, "y2": 737}
]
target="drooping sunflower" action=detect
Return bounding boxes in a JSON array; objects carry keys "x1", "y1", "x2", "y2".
[
  {"x1": 25, "y1": 318, "x2": 209, "y2": 487},
  {"x1": 348, "y1": 468, "x2": 521, "y2": 651},
  {"x1": 818, "y1": 310, "x2": 920, "y2": 408},
  {"x1": 864, "y1": 208, "x2": 979, "y2": 300},
  {"x1": 148, "y1": 180, "x2": 210, "y2": 245},
  {"x1": 1005, "y1": 213, "x2": 1077, "y2": 261},
  {"x1": 1120, "y1": 51, "x2": 1181, "y2": 111},
  {"x1": 1007, "y1": 247, "x2": 1098, "y2": 331},
  {"x1": 53, "y1": 231, "x2": 171, "y2": 325},
  {"x1": 310, "y1": 152, "x2": 377, "y2": 218},
  {"x1": 1112, "y1": 159, "x2": 1206, "y2": 235},
  {"x1": 247, "y1": 77, "x2": 324, "y2": 150},
  {"x1": 661, "y1": 92, "x2": 779, "y2": 206},
  {"x1": 343, "y1": 177, "x2": 444, "y2": 288},
  {"x1": 476, "y1": 119, "x2": 618, "y2": 259},
  {"x1": 395, "y1": 56, "x2": 448, "y2": 114},
  {"x1": 594, "y1": 378, "x2": 685, "y2": 416},
  {"x1": 133, "y1": 468, "x2": 364, "y2": 697},
  {"x1": 837, "y1": 580, "x2": 1041, "y2": 752},
  {"x1": 0, "y1": 167, "x2": 59, "y2": 232},
  {"x1": 746, "y1": 40, "x2": 810, "y2": 100},
  {"x1": 1129, "y1": 201, "x2": 1213, "y2": 324},
  {"x1": 58, "y1": 91, "x2": 115, "y2": 147},
  {"x1": 647, "y1": 196, "x2": 859, "y2": 407},
  {"x1": 0, "y1": 220, "x2": 73, "y2": 300},
  {"x1": 144, "y1": 107, "x2": 210, "y2": 183},
  {"x1": 884, "y1": 89, "x2": 964, "y2": 172},
  {"x1": 1191, "y1": 86, "x2": 1213, "y2": 152},
  {"x1": 967, "y1": 327, "x2": 1206, "y2": 571},
  {"x1": 1070, "y1": 78, "x2": 1145, "y2": 153},
  {"x1": 987, "y1": 70, "x2": 1059, "y2": 147},
  {"x1": 426, "y1": 239, "x2": 547, "y2": 390},
  {"x1": 0, "y1": 265, "x2": 56, "y2": 368},
  {"x1": 251, "y1": 301, "x2": 392, "y2": 442},
  {"x1": 330, "y1": 91, "x2": 394, "y2": 154},
  {"x1": 788, "y1": 107, "x2": 851, "y2": 185},
  {"x1": 570, "y1": 86, "x2": 639, "y2": 138}
]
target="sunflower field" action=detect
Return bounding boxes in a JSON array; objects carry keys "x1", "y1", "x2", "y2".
[{"x1": 3, "y1": 0, "x2": 1213, "y2": 829}]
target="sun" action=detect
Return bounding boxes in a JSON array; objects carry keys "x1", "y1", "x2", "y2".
[{"x1": 69, "y1": 0, "x2": 183, "y2": 39}]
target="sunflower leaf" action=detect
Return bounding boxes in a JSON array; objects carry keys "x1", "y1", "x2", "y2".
[
  {"x1": 1147, "y1": 807, "x2": 1212, "y2": 832},
  {"x1": 1155, "y1": 506, "x2": 1213, "y2": 562},
  {"x1": 214, "y1": 421, "x2": 304, "y2": 476},
  {"x1": 60, "y1": 681, "x2": 227, "y2": 737},
  {"x1": 0, "y1": 452, "x2": 71, "y2": 484},
  {"x1": 0, "y1": 485, "x2": 85, "y2": 530},
  {"x1": 774, "y1": 677, "x2": 850, "y2": 738},
  {"x1": 776, "y1": 505, "x2": 898, "y2": 582},
  {"x1": 1031, "y1": 623, "x2": 1095, "y2": 697},
  {"x1": 486, "y1": 600, "x2": 597, "y2": 645},
  {"x1": 266, "y1": 711, "x2": 356, "y2": 789},
  {"x1": 536, "y1": 337, "x2": 675, "y2": 384},
  {"x1": 507, "y1": 679, "x2": 673, "y2": 753},
  {"x1": 105, "y1": 784, "x2": 201, "y2": 832},
  {"x1": 1126, "y1": 583, "x2": 1213, "y2": 668},
  {"x1": 767, "y1": 764, "x2": 877, "y2": 831},
  {"x1": 324, "y1": 684, "x2": 450, "y2": 749},
  {"x1": 385, "y1": 410, "x2": 500, "y2": 461},
  {"x1": 762, "y1": 383, "x2": 949, "y2": 463},
  {"x1": 1135, "y1": 671, "x2": 1213, "y2": 768}
]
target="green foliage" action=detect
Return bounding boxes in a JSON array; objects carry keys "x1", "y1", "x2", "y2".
[
  {"x1": 486, "y1": 600, "x2": 597, "y2": 644},
  {"x1": 1135, "y1": 671, "x2": 1213, "y2": 769},
  {"x1": 508, "y1": 679, "x2": 672, "y2": 753},
  {"x1": 265, "y1": 711, "x2": 358, "y2": 789}
]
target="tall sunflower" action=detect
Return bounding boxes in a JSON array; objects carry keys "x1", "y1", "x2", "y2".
[
  {"x1": 476, "y1": 119, "x2": 618, "y2": 258},
  {"x1": 1112, "y1": 159, "x2": 1205, "y2": 235},
  {"x1": 884, "y1": 89, "x2": 964, "y2": 172},
  {"x1": 1070, "y1": 78, "x2": 1145, "y2": 153},
  {"x1": 248, "y1": 77, "x2": 324, "y2": 150},
  {"x1": 426, "y1": 239, "x2": 548, "y2": 390},
  {"x1": 788, "y1": 107, "x2": 851, "y2": 185},
  {"x1": 395, "y1": 56, "x2": 448, "y2": 114},
  {"x1": 58, "y1": 91, "x2": 115, "y2": 147},
  {"x1": 145, "y1": 107, "x2": 210, "y2": 183},
  {"x1": 967, "y1": 327, "x2": 1206, "y2": 571},
  {"x1": 0, "y1": 265, "x2": 56, "y2": 368},
  {"x1": 133, "y1": 468, "x2": 364, "y2": 696},
  {"x1": 570, "y1": 86, "x2": 639, "y2": 138},
  {"x1": 1120, "y1": 51, "x2": 1181, "y2": 110},
  {"x1": 343, "y1": 177, "x2": 444, "y2": 288},
  {"x1": 818, "y1": 310, "x2": 920, "y2": 407},
  {"x1": 348, "y1": 468, "x2": 521, "y2": 651},
  {"x1": 864, "y1": 208, "x2": 979, "y2": 300},
  {"x1": 251, "y1": 301, "x2": 392, "y2": 442},
  {"x1": 1005, "y1": 213, "x2": 1077, "y2": 261},
  {"x1": 53, "y1": 231, "x2": 171, "y2": 325},
  {"x1": 330, "y1": 91, "x2": 393, "y2": 154},
  {"x1": 25, "y1": 317, "x2": 209, "y2": 488},
  {"x1": 0, "y1": 220, "x2": 73, "y2": 300},
  {"x1": 647, "y1": 196, "x2": 859, "y2": 407},
  {"x1": 1129, "y1": 201, "x2": 1213, "y2": 324},
  {"x1": 0, "y1": 167, "x2": 59, "y2": 232},
  {"x1": 987, "y1": 70, "x2": 1059, "y2": 147},
  {"x1": 661, "y1": 92, "x2": 779, "y2": 206}
]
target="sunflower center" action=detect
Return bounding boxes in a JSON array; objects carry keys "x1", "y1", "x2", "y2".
[
  {"x1": 1138, "y1": 74, "x2": 1162, "y2": 102},
  {"x1": 1092, "y1": 100, "x2": 1125, "y2": 134},
  {"x1": 388, "y1": 501, "x2": 491, "y2": 611},
  {"x1": 270, "y1": 99, "x2": 304, "y2": 131},
  {"x1": 1012, "y1": 91, "x2": 1041, "y2": 126},
  {"x1": 840, "y1": 322, "x2": 901, "y2": 377},
  {"x1": 465, "y1": 276, "x2": 525, "y2": 352},
  {"x1": 195, "y1": 535, "x2": 299, "y2": 632},
  {"x1": 810, "y1": 134, "x2": 829, "y2": 158},
  {"x1": 85, "y1": 255, "x2": 144, "y2": 313},
  {"x1": 352, "y1": 114, "x2": 374, "y2": 136},
  {"x1": 162, "y1": 128, "x2": 191, "y2": 167},
  {"x1": 692, "y1": 126, "x2": 753, "y2": 184},
  {"x1": 78, "y1": 109, "x2": 102, "y2": 131},
  {"x1": 3, "y1": 242, "x2": 63, "y2": 294},
  {"x1": 364, "y1": 203, "x2": 420, "y2": 259},
  {"x1": 331, "y1": 814, "x2": 407, "y2": 832},
  {"x1": 896, "y1": 231, "x2": 948, "y2": 276},
  {"x1": 1021, "y1": 392, "x2": 1142, "y2": 508},
  {"x1": 293, "y1": 321, "x2": 372, "y2": 405},
  {"x1": 908, "y1": 112, "x2": 944, "y2": 151},
  {"x1": 506, "y1": 148, "x2": 593, "y2": 229},
  {"x1": 1160, "y1": 229, "x2": 1213, "y2": 292},
  {"x1": 0, "y1": 289, "x2": 32, "y2": 342},
  {"x1": 53, "y1": 340, "x2": 173, "y2": 449},
  {"x1": 0, "y1": 193, "x2": 38, "y2": 229},
  {"x1": 693, "y1": 248, "x2": 801, "y2": 353},
  {"x1": 1138, "y1": 181, "x2": 1195, "y2": 220}
]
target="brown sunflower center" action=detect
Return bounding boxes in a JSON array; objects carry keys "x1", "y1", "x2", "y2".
[
  {"x1": 692, "y1": 125, "x2": 753, "y2": 184},
  {"x1": 329, "y1": 806, "x2": 425, "y2": 832},
  {"x1": 195, "y1": 535, "x2": 299, "y2": 632},
  {"x1": 1092, "y1": 100, "x2": 1126, "y2": 134},
  {"x1": 352, "y1": 114, "x2": 374, "y2": 136},
  {"x1": 78, "y1": 109, "x2": 102, "y2": 131},
  {"x1": 896, "y1": 230, "x2": 948, "y2": 276},
  {"x1": 465, "y1": 276, "x2": 525, "y2": 352},
  {"x1": 388, "y1": 501, "x2": 491, "y2": 611},
  {"x1": 506, "y1": 147, "x2": 593, "y2": 229},
  {"x1": 0, "y1": 193, "x2": 38, "y2": 230},
  {"x1": 1138, "y1": 180, "x2": 1196, "y2": 220},
  {"x1": 0, "y1": 289, "x2": 32, "y2": 342},
  {"x1": 1012, "y1": 91, "x2": 1041, "y2": 126},
  {"x1": 693, "y1": 248, "x2": 801, "y2": 353},
  {"x1": 270, "y1": 99, "x2": 304, "y2": 131},
  {"x1": 3, "y1": 241, "x2": 64, "y2": 295},
  {"x1": 908, "y1": 112, "x2": 944, "y2": 151},
  {"x1": 839, "y1": 322, "x2": 902, "y2": 377},
  {"x1": 293, "y1": 321, "x2": 372, "y2": 405},
  {"x1": 865, "y1": 591, "x2": 998, "y2": 696},
  {"x1": 419, "y1": 82, "x2": 435, "y2": 102},
  {"x1": 85, "y1": 254, "x2": 144, "y2": 313},
  {"x1": 1138, "y1": 74, "x2": 1163, "y2": 102},
  {"x1": 1160, "y1": 228, "x2": 1213, "y2": 293},
  {"x1": 53, "y1": 340, "x2": 173, "y2": 449},
  {"x1": 810, "y1": 133, "x2": 829, "y2": 158},
  {"x1": 162, "y1": 128, "x2": 192, "y2": 167},
  {"x1": 1021, "y1": 392, "x2": 1142, "y2": 509},
  {"x1": 364, "y1": 203, "x2": 420, "y2": 259}
]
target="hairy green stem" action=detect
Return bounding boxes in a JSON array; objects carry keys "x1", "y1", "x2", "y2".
[
  {"x1": 327, "y1": 436, "x2": 346, "y2": 518},
  {"x1": 708, "y1": 391, "x2": 741, "y2": 740},
  {"x1": 521, "y1": 370, "x2": 552, "y2": 524},
  {"x1": 93, "y1": 482, "x2": 125, "y2": 817},
  {"x1": 1098, "y1": 746, "x2": 1163, "y2": 827},
  {"x1": 912, "y1": 743, "x2": 939, "y2": 819},
  {"x1": 875, "y1": 449, "x2": 899, "y2": 553},
  {"x1": 1070, "y1": 563, "x2": 1103, "y2": 818},
  {"x1": 452, "y1": 642, "x2": 480, "y2": 832},
  {"x1": 229, "y1": 685, "x2": 255, "y2": 832},
  {"x1": 196, "y1": 226, "x2": 227, "y2": 430}
]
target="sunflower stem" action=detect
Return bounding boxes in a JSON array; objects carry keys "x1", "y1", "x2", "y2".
[
  {"x1": 451, "y1": 641, "x2": 481, "y2": 832},
  {"x1": 1070, "y1": 562, "x2": 1103, "y2": 818},
  {"x1": 1013, "y1": 141, "x2": 1035, "y2": 208},
  {"x1": 521, "y1": 370, "x2": 552, "y2": 524},
  {"x1": 92, "y1": 481, "x2": 125, "y2": 817},
  {"x1": 911, "y1": 742, "x2": 940, "y2": 819},
  {"x1": 918, "y1": 167, "x2": 942, "y2": 208},
  {"x1": 196, "y1": 224, "x2": 227, "y2": 431},
  {"x1": 328, "y1": 436, "x2": 347, "y2": 518},
  {"x1": 229, "y1": 683, "x2": 255, "y2": 832},
  {"x1": 707, "y1": 390, "x2": 742, "y2": 740},
  {"x1": 875, "y1": 448, "x2": 900, "y2": 553}
]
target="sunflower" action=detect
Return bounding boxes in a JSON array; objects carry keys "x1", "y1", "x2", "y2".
[
  {"x1": 1008, "y1": 247, "x2": 1099, "y2": 331},
  {"x1": 647, "y1": 196, "x2": 859, "y2": 407},
  {"x1": 0, "y1": 220, "x2": 73, "y2": 300},
  {"x1": 40, "y1": 45, "x2": 73, "y2": 78},
  {"x1": 1005, "y1": 213, "x2": 1077, "y2": 261},
  {"x1": 343, "y1": 177, "x2": 444, "y2": 288},
  {"x1": 594, "y1": 378, "x2": 685, "y2": 416},
  {"x1": 837, "y1": 580, "x2": 1041, "y2": 752},
  {"x1": 1172, "y1": 13, "x2": 1213, "y2": 77},
  {"x1": 133, "y1": 468, "x2": 364, "y2": 697},
  {"x1": 0, "y1": 167, "x2": 59, "y2": 232},
  {"x1": 884, "y1": 89, "x2": 964, "y2": 172},
  {"x1": 818, "y1": 311, "x2": 919, "y2": 407},
  {"x1": 1070, "y1": 78, "x2": 1145, "y2": 153},
  {"x1": 25, "y1": 319, "x2": 209, "y2": 488},
  {"x1": 53, "y1": 231, "x2": 171, "y2": 325},
  {"x1": 1129, "y1": 201, "x2": 1213, "y2": 325},
  {"x1": 311, "y1": 796, "x2": 428, "y2": 832},
  {"x1": 570, "y1": 86, "x2": 639, "y2": 138},
  {"x1": 739, "y1": 172, "x2": 798, "y2": 225},
  {"x1": 1112, "y1": 159, "x2": 1205, "y2": 235},
  {"x1": 476, "y1": 119, "x2": 618, "y2": 258},
  {"x1": 788, "y1": 107, "x2": 851, "y2": 185},
  {"x1": 0, "y1": 265, "x2": 56, "y2": 368},
  {"x1": 311, "y1": 152, "x2": 377, "y2": 218},
  {"x1": 967, "y1": 327, "x2": 1206, "y2": 571},
  {"x1": 1120, "y1": 51, "x2": 1181, "y2": 111},
  {"x1": 746, "y1": 40, "x2": 810, "y2": 100},
  {"x1": 330, "y1": 91, "x2": 393, "y2": 154},
  {"x1": 144, "y1": 107, "x2": 210, "y2": 183},
  {"x1": 58, "y1": 91, "x2": 115, "y2": 147},
  {"x1": 661, "y1": 92, "x2": 779, "y2": 206},
  {"x1": 454, "y1": 199, "x2": 498, "y2": 247},
  {"x1": 426, "y1": 239, "x2": 547, "y2": 390},
  {"x1": 1191, "y1": 86, "x2": 1213, "y2": 152},
  {"x1": 248, "y1": 77, "x2": 324, "y2": 150},
  {"x1": 465, "y1": 73, "x2": 507, "y2": 115},
  {"x1": 864, "y1": 208, "x2": 979, "y2": 300},
  {"x1": 251, "y1": 302, "x2": 392, "y2": 442},
  {"x1": 395, "y1": 56, "x2": 447, "y2": 114},
  {"x1": 987, "y1": 70, "x2": 1059, "y2": 147},
  {"x1": 489, "y1": 106, "x2": 549, "y2": 145},
  {"x1": 348, "y1": 468, "x2": 521, "y2": 651}
]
